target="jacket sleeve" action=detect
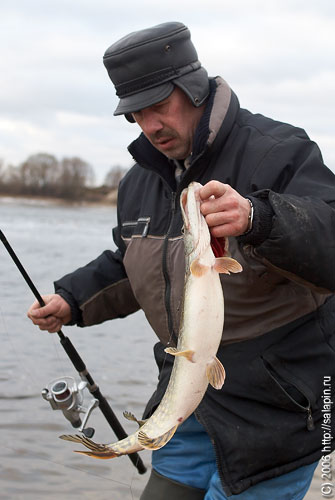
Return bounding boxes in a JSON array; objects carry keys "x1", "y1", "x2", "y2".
[
  {"x1": 238, "y1": 135, "x2": 335, "y2": 293},
  {"x1": 54, "y1": 248, "x2": 140, "y2": 327}
]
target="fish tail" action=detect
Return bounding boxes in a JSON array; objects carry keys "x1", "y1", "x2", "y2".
[
  {"x1": 59, "y1": 433, "x2": 119, "y2": 457},
  {"x1": 60, "y1": 432, "x2": 143, "y2": 459},
  {"x1": 74, "y1": 449, "x2": 121, "y2": 459}
]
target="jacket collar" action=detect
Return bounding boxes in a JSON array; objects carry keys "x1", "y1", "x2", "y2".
[{"x1": 127, "y1": 77, "x2": 239, "y2": 188}]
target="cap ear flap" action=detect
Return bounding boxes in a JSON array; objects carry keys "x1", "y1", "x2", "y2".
[
  {"x1": 125, "y1": 113, "x2": 135, "y2": 123},
  {"x1": 173, "y1": 67, "x2": 210, "y2": 107}
]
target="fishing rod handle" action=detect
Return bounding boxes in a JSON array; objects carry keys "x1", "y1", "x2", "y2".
[{"x1": 60, "y1": 336, "x2": 86, "y2": 373}]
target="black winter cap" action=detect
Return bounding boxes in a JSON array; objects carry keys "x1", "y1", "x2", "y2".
[{"x1": 103, "y1": 22, "x2": 209, "y2": 120}]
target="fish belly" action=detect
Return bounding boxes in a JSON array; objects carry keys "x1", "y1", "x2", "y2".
[{"x1": 141, "y1": 269, "x2": 224, "y2": 439}]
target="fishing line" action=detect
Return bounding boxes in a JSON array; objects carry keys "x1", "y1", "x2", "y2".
[
  {"x1": 0, "y1": 289, "x2": 66, "y2": 395},
  {"x1": 0, "y1": 340, "x2": 142, "y2": 499},
  {"x1": 0, "y1": 229, "x2": 146, "y2": 475},
  {"x1": 0, "y1": 319, "x2": 136, "y2": 499},
  {"x1": 0, "y1": 218, "x2": 147, "y2": 496},
  {"x1": 0, "y1": 304, "x2": 41, "y2": 390},
  {"x1": 47, "y1": 324, "x2": 73, "y2": 382},
  {"x1": 2, "y1": 442, "x2": 137, "y2": 499}
]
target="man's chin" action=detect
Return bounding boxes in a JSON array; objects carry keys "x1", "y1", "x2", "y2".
[{"x1": 159, "y1": 146, "x2": 189, "y2": 161}]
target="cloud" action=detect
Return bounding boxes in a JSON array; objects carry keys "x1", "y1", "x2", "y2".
[{"x1": 0, "y1": 0, "x2": 334, "y2": 183}]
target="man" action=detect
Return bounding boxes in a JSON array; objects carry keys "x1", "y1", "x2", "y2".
[{"x1": 28, "y1": 22, "x2": 335, "y2": 499}]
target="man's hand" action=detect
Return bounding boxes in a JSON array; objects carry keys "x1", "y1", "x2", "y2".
[
  {"x1": 27, "y1": 294, "x2": 72, "y2": 333},
  {"x1": 199, "y1": 180, "x2": 251, "y2": 237}
]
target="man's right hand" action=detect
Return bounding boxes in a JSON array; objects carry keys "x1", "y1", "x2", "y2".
[{"x1": 27, "y1": 294, "x2": 72, "y2": 333}]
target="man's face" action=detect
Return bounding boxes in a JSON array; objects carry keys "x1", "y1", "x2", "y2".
[{"x1": 132, "y1": 87, "x2": 205, "y2": 160}]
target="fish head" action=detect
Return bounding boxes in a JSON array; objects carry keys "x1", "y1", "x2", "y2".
[{"x1": 180, "y1": 182, "x2": 210, "y2": 257}]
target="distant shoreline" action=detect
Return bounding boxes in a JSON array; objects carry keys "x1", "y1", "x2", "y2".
[{"x1": 0, "y1": 189, "x2": 118, "y2": 207}]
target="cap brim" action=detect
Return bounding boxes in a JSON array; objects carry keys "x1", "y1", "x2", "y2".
[{"x1": 113, "y1": 82, "x2": 174, "y2": 116}]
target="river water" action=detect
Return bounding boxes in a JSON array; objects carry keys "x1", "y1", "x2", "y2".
[
  {"x1": 0, "y1": 197, "x2": 156, "y2": 499},
  {"x1": 0, "y1": 197, "x2": 327, "y2": 499}
]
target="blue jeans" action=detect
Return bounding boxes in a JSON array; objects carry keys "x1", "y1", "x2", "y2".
[{"x1": 152, "y1": 414, "x2": 318, "y2": 499}]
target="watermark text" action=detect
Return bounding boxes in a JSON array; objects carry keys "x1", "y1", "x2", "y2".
[{"x1": 321, "y1": 376, "x2": 333, "y2": 498}]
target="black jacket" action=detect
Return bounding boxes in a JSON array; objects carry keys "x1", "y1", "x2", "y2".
[{"x1": 55, "y1": 77, "x2": 335, "y2": 495}]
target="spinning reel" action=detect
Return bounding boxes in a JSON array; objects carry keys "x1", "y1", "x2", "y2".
[{"x1": 42, "y1": 376, "x2": 99, "y2": 438}]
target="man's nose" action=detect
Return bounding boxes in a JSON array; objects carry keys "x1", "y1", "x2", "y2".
[{"x1": 139, "y1": 111, "x2": 163, "y2": 136}]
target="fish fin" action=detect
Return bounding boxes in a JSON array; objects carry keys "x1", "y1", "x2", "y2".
[
  {"x1": 190, "y1": 258, "x2": 210, "y2": 277},
  {"x1": 123, "y1": 410, "x2": 147, "y2": 428},
  {"x1": 138, "y1": 423, "x2": 179, "y2": 450},
  {"x1": 59, "y1": 434, "x2": 120, "y2": 459},
  {"x1": 164, "y1": 347, "x2": 195, "y2": 362},
  {"x1": 214, "y1": 257, "x2": 243, "y2": 274},
  {"x1": 206, "y1": 356, "x2": 226, "y2": 389},
  {"x1": 74, "y1": 449, "x2": 120, "y2": 459}
]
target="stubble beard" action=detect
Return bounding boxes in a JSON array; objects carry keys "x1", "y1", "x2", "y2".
[{"x1": 150, "y1": 129, "x2": 190, "y2": 160}]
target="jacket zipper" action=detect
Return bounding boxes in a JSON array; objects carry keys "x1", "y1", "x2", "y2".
[
  {"x1": 263, "y1": 359, "x2": 316, "y2": 432},
  {"x1": 162, "y1": 191, "x2": 178, "y2": 347},
  {"x1": 306, "y1": 407, "x2": 315, "y2": 431},
  {"x1": 283, "y1": 395, "x2": 315, "y2": 432},
  {"x1": 292, "y1": 398, "x2": 315, "y2": 431}
]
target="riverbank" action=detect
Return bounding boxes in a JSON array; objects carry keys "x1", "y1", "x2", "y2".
[{"x1": 0, "y1": 186, "x2": 118, "y2": 206}]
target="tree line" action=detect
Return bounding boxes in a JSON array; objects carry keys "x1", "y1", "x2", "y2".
[{"x1": 0, "y1": 153, "x2": 129, "y2": 201}]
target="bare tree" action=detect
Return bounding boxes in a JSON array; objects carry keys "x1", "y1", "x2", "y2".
[
  {"x1": 0, "y1": 153, "x2": 98, "y2": 200},
  {"x1": 2, "y1": 164, "x2": 20, "y2": 194},
  {"x1": 19, "y1": 153, "x2": 59, "y2": 195},
  {"x1": 103, "y1": 165, "x2": 128, "y2": 189},
  {"x1": 58, "y1": 157, "x2": 95, "y2": 199}
]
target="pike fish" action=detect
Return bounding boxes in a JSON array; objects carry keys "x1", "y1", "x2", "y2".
[{"x1": 60, "y1": 181, "x2": 242, "y2": 458}]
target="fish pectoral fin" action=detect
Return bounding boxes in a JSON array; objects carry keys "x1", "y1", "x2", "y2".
[
  {"x1": 164, "y1": 347, "x2": 195, "y2": 362},
  {"x1": 190, "y1": 258, "x2": 210, "y2": 277},
  {"x1": 138, "y1": 423, "x2": 179, "y2": 450},
  {"x1": 206, "y1": 356, "x2": 226, "y2": 389},
  {"x1": 123, "y1": 410, "x2": 147, "y2": 428},
  {"x1": 214, "y1": 257, "x2": 243, "y2": 274},
  {"x1": 59, "y1": 434, "x2": 120, "y2": 459}
]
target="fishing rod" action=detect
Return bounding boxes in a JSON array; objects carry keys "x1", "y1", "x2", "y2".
[{"x1": 0, "y1": 229, "x2": 146, "y2": 475}]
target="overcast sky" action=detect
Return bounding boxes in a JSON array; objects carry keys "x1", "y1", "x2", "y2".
[{"x1": 1, "y1": 0, "x2": 334, "y2": 184}]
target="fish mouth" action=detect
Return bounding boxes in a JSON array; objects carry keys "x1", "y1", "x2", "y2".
[
  {"x1": 180, "y1": 183, "x2": 203, "y2": 253},
  {"x1": 181, "y1": 191, "x2": 189, "y2": 229}
]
